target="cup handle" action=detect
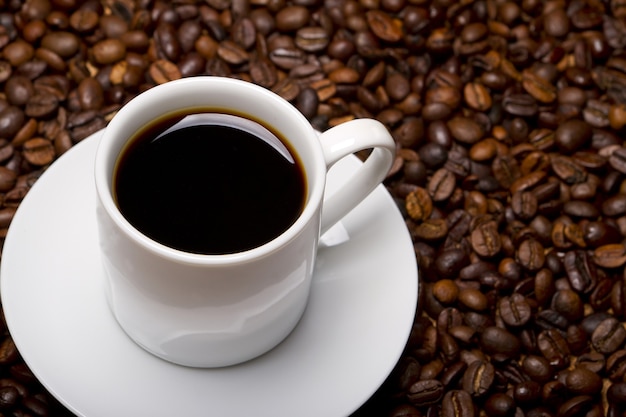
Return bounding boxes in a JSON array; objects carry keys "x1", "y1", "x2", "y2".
[{"x1": 318, "y1": 119, "x2": 396, "y2": 235}]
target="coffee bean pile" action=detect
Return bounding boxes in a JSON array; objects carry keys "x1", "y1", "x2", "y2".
[{"x1": 0, "y1": 0, "x2": 625, "y2": 416}]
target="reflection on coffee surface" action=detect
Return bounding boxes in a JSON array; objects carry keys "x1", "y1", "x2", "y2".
[{"x1": 114, "y1": 112, "x2": 306, "y2": 254}]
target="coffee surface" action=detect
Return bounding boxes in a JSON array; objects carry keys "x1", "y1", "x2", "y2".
[{"x1": 114, "y1": 113, "x2": 305, "y2": 254}]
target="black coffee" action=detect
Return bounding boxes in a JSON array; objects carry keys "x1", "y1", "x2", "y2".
[{"x1": 114, "y1": 112, "x2": 306, "y2": 255}]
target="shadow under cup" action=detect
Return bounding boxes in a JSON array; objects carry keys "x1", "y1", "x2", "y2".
[{"x1": 95, "y1": 77, "x2": 329, "y2": 367}]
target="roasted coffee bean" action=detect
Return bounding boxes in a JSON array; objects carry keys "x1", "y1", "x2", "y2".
[
  {"x1": 513, "y1": 380, "x2": 542, "y2": 406},
  {"x1": 22, "y1": 138, "x2": 55, "y2": 166},
  {"x1": 564, "y1": 250, "x2": 597, "y2": 294},
  {"x1": 447, "y1": 116, "x2": 484, "y2": 145},
  {"x1": 516, "y1": 238, "x2": 545, "y2": 271},
  {"x1": 522, "y1": 355, "x2": 553, "y2": 383},
  {"x1": 565, "y1": 367, "x2": 602, "y2": 395},
  {"x1": 471, "y1": 220, "x2": 501, "y2": 258},
  {"x1": 149, "y1": 59, "x2": 181, "y2": 84},
  {"x1": 607, "y1": 350, "x2": 626, "y2": 381},
  {"x1": 538, "y1": 329, "x2": 571, "y2": 363},
  {"x1": 607, "y1": 382, "x2": 626, "y2": 404},
  {"x1": 552, "y1": 290, "x2": 584, "y2": 322},
  {"x1": 480, "y1": 326, "x2": 521, "y2": 359},
  {"x1": 499, "y1": 293, "x2": 532, "y2": 327},
  {"x1": 442, "y1": 390, "x2": 475, "y2": 417},
  {"x1": 609, "y1": 147, "x2": 626, "y2": 174},
  {"x1": 428, "y1": 168, "x2": 456, "y2": 202},
  {"x1": 593, "y1": 244, "x2": 626, "y2": 268},
  {"x1": 484, "y1": 393, "x2": 515, "y2": 417},
  {"x1": 25, "y1": 93, "x2": 58, "y2": 118},
  {"x1": 295, "y1": 27, "x2": 329, "y2": 52},
  {"x1": 557, "y1": 396, "x2": 593, "y2": 417},
  {"x1": 92, "y1": 38, "x2": 126, "y2": 65},
  {"x1": 555, "y1": 120, "x2": 593, "y2": 153},
  {"x1": 462, "y1": 360, "x2": 494, "y2": 398},
  {"x1": 591, "y1": 317, "x2": 626, "y2": 354},
  {"x1": 272, "y1": 7, "x2": 307, "y2": 32},
  {"x1": 407, "y1": 379, "x2": 444, "y2": 406}
]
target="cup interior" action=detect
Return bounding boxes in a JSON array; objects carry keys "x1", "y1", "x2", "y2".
[{"x1": 95, "y1": 76, "x2": 326, "y2": 261}]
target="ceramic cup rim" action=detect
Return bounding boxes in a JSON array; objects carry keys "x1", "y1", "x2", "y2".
[{"x1": 94, "y1": 77, "x2": 327, "y2": 266}]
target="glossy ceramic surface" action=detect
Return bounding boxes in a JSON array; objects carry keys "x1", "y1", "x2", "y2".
[{"x1": 1, "y1": 130, "x2": 417, "y2": 417}]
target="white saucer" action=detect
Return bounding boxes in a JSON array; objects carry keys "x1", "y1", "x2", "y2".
[{"x1": 0, "y1": 129, "x2": 418, "y2": 417}]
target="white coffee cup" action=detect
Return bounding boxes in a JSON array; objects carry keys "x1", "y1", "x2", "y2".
[{"x1": 94, "y1": 76, "x2": 395, "y2": 368}]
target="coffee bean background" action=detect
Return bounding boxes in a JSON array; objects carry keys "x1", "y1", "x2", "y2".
[{"x1": 0, "y1": 0, "x2": 625, "y2": 416}]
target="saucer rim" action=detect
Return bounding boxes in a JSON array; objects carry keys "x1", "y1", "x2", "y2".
[{"x1": 1, "y1": 128, "x2": 418, "y2": 417}]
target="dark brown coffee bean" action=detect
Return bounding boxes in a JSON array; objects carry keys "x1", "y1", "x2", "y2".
[
  {"x1": 552, "y1": 290, "x2": 584, "y2": 322},
  {"x1": 407, "y1": 379, "x2": 444, "y2": 406},
  {"x1": 41, "y1": 31, "x2": 80, "y2": 58},
  {"x1": 555, "y1": 119, "x2": 593, "y2": 153},
  {"x1": 389, "y1": 404, "x2": 421, "y2": 417},
  {"x1": 557, "y1": 396, "x2": 593, "y2": 417},
  {"x1": 77, "y1": 77, "x2": 104, "y2": 111},
  {"x1": 92, "y1": 38, "x2": 126, "y2": 65},
  {"x1": 522, "y1": 355, "x2": 553, "y2": 383},
  {"x1": 149, "y1": 59, "x2": 181, "y2": 84},
  {"x1": 471, "y1": 220, "x2": 501, "y2": 258},
  {"x1": 0, "y1": 337, "x2": 18, "y2": 366},
  {"x1": 576, "y1": 351, "x2": 605, "y2": 374},
  {"x1": 275, "y1": 6, "x2": 310, "y2": 32},
  {"x1": 0, "y1": 106, "x2": 25, "y2": 138},
  {"x1": 513, "y1": 380, "x2": 542, "y2": 405},
  {"x1": 536, "y1": 309, "x2": 569, "y2": 331},
  {"x1": 538, "y1": 328, "x2": 571, "y2": 362},
  {"x1": 406, "y1": 187, "x2": 433, "y2": 221},
  {"x1": 602, "y1": 194, "x2": 626, "y2": 216},
  {"x1": 592, "y1": 317, "x2": 626, "y2": 354},
  {"x1": 484, "y1": 393, "x2": 515, "y2": 417},
  {"x1": 564, "y1": 250, "x2": 597, "y2": 294},
  {"x1": 550, "y1": 155, "x2": 587, "y2": 185},
  {"x1": 0, "y1": 385, "x2": 18, "y2": 410},
  {"x1": 413, "y1": 218, "x2": 448, "y2": 241},
  {"x1": 442, "y1": 390, "x2": 475, "y2": 417},
  {"x1": 499, "y1": 293, "x2": 532, "y2": 327},
  {"x1": 593, "y1": 244, "x2": 626, "y2": 268},
  {"x1": 22, "y1": 138, "x2": 55, "y2": 166},
  {"x1": 217, "y1": 40, "x2": 249, "y2": 65},
  {"x1": 562, "y1": 201, "x2": 599, "y2": 219},
  {"x1": 503, "y1": 93, "x2": 538, "y2": 116},
  {"x1": 517, "y1": 239, "x2": 545, "y2": 272},
  {"x1": 441, "y1": 361, "x2": 468, "y2": 388},
  {"x1": 269, "y1": 47, "x2": 306, "y2": 70},
  {"x1": 458, "y1": 288, "x2": 488, "y2": 312},
  {"x1": 608, "y1": 147, "x2": 626, "y2": 174},
  {"x1": 0, "y1": 167, "x2": 16, "y2": 193},
  {"x1": 366, "y1": 10, "x2": 403, "y2": 42},
  {"x1": 0, "y1": 207, "x2": 16, "y2": 229},
  {"x1": 295, "y1": 27, "x2": 329, "y2": 52},
  {"x1": 511, "y1": 191, "x2": 537, "y2": 220},
  {"x1": 428, "y1": 168, "x2": 456, "y2": 202},
  {"x1": 492, "y1": 155, "x2": 521, "y2": 189},
  {"x1": 69, "y1": 9, "x2": 99, "y2": 33},
  {"x1": 155, "y1": 22, "x2": 181, "y2": 61},
  {"x1": 25, "y1": 93, "x2": 58, "y2": 118},
  {"x1": 462, "y1": 360, "x2": 494, "y2": 398},
  {"x1": 4, "y1": 75, "x2": 34, "y2": 107},
  {"x1": 480, "y1": 326, "x2": 521, "y2": 359},
  {"x1": 565, "y1": 367, "x2": 602, "y2": 395},
  {"x1": 607, "y1": 350, "x2": 626, "y2": 381},
  {"x1": 521, "y1": 70, "x2": 556, "y2": 104},
  {"x1": 608, "y1": 382, "x2": 626, "y2": 404},
  {"x1": 447, "y1": 116, "x2": 484, "y2": 144}
]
